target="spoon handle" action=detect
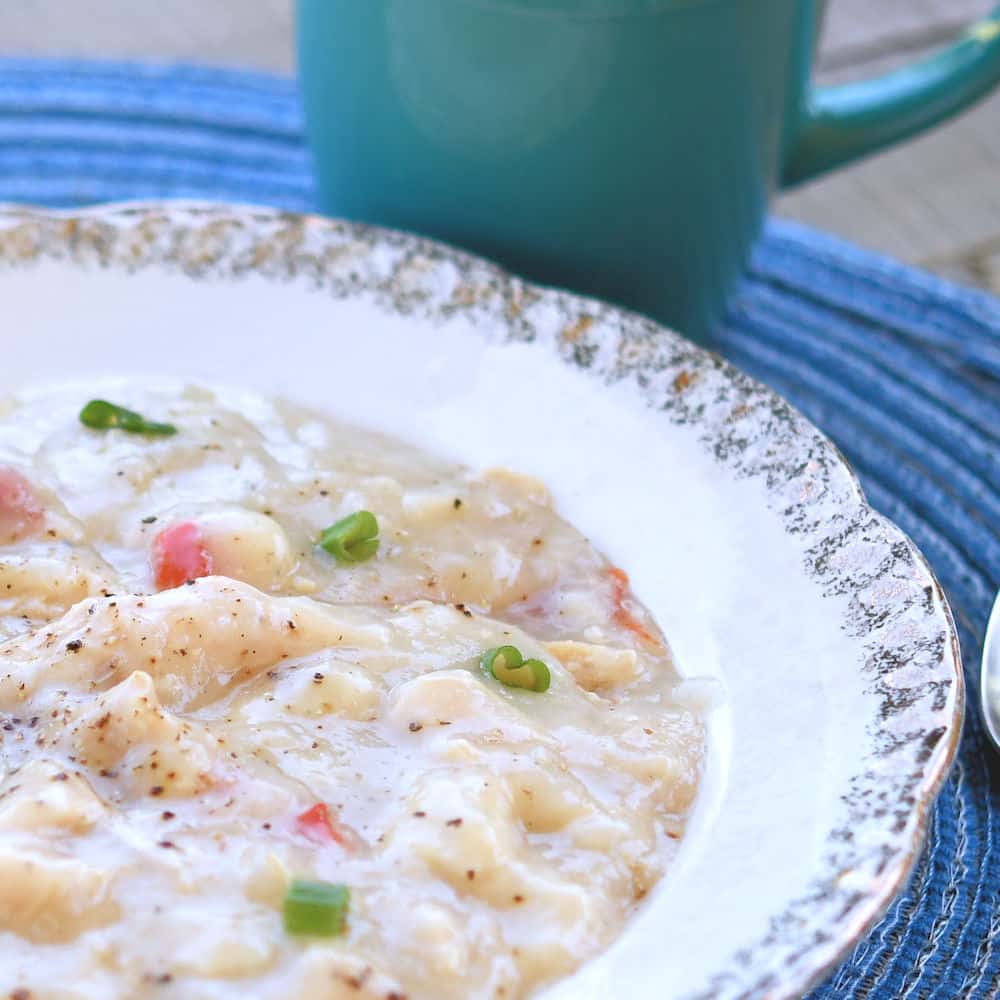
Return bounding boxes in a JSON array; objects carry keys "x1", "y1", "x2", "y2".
[{"x1": 980, "y1": 592, "x2": 1000, "y2": 751}]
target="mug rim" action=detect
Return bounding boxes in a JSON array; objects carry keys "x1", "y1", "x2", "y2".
[{"x1": 389, "y1": 0, "x2": 737, "y2": 18}]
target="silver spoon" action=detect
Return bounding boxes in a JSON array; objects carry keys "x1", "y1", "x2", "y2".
[{"x1": 980, "y1": 591, "x2": 1000, "y2": 750}]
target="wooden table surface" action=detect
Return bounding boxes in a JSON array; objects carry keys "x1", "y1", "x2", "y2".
[{"x1": 2, "y1": 0, "x2": 998, "y2": 293}]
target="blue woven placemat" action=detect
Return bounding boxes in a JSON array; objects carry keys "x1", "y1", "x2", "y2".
[{"x1": 1, "y1": 58, "x2": 998, "y2": 999}]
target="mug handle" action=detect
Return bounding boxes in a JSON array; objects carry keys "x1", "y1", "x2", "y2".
[{"x1": 782, "y1": 7, "x2": 1000, "y2": 187}]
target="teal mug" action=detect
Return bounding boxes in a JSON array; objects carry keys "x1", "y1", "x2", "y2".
[{"x1": 298, "y1": 0, "x2": 1000, "y2": 341}]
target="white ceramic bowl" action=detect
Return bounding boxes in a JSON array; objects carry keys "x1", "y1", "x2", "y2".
[{"x1": 0, "y1": 202, "x2": 962, "y2": 999}]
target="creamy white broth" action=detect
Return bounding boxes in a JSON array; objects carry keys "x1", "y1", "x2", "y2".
[{"x1": 0, "y1": 383, "x2": 704, "y2": 1000}]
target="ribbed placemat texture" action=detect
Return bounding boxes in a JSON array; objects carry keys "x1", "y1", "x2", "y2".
[{"x1": 1, "y1": 58, "x2": 998, "y2": 1000}]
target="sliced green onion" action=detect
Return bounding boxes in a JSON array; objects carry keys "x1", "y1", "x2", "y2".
[
  {"x1": 318, "y1": 510, "x2": 379, "y2": 563},
  {"x1": 283, "y1": 879, "x2": 350, "y2": 937},
  {"x1": 480, "y1": 645, "x2": 550, "y2": 693},
  {"x1": 79, "y1": 400, "x2": 177, "y2": 436}
]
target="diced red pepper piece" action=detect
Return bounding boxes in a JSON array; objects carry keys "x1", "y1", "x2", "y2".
[
  {"x1": 608, "y1": 568, "x2": 659, "y2": 647},
  {"x1": 0, "y1": 467, "x2": 44, "y2": 544},
  {"x1": 152, "y1": 521, "x2": 213, "y2": 590},
  {"x1": 295, "y1": 803, "x2": 352, "y2": 848}
]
